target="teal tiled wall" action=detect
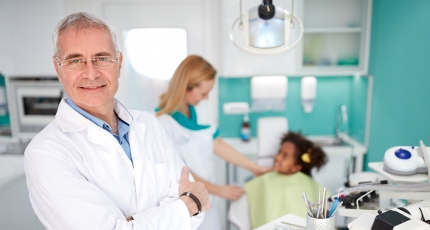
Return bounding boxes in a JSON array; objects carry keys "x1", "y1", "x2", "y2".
[
  {"x1": 364, "y1": 0, "x2": 430, "y2": 171},
  {"x1": 349, "y1": 76, "x2": 369, "y2": 144},
  {"x1": 218, "y1": 76, "x2": 369, "y2": 141}
]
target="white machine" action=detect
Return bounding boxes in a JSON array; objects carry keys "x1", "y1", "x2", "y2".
[
  {"x1": 348, "y1": 200, "x2": 430, "y2": 230},
  {"x1": 344, "y1": 140, "x2": 430, "y2": 229},
  {"x1": 6, "y1": 77, "x2": 65, "y2": 138},
  {"x1": 383, "y1": 141, "x2": 430, "y2": 176}
]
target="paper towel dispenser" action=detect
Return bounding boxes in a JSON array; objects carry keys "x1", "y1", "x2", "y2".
[{"x1": 251, "y1": 75, "x2": 287, "y2": 111}]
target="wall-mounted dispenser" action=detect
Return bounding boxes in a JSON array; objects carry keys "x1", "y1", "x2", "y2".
[
  {"x1": 251, "y1": 75, "x2": 287, "y2": 111},
  {"x1": 223, "y1": 102, "x2": 249, "y2": 114},
  {"x1": 301, "y1": 76, "x2": 317, "y2": 113}
]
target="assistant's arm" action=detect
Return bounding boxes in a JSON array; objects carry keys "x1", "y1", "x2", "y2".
[
  {"x1": 213, "y1": 138, "x2": 272, "y2": 176},
  {"x1": 191, "y1": 172, "x2": 244, "y2": 201}
]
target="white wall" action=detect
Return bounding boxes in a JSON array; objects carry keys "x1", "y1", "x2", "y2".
[{"x1": 0, "y1": 0, "x2": 64, "y2": 76}]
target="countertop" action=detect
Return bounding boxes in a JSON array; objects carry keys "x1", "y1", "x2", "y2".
[{"x1": 223, "y1": 135, "x2": 367, "y2": 157}]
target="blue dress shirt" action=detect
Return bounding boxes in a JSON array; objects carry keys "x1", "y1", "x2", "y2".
[{"x1": 65, "y1": 98, "x2": 133, "y2": 165}]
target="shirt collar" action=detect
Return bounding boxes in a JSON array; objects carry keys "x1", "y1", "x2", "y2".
[{"x1": 66, "y1": 98, "x2": 133, "y2": 130}]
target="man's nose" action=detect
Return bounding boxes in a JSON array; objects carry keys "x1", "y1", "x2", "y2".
[{"x1": 82, "y1": 60, "x2": 99, "y2": 80}]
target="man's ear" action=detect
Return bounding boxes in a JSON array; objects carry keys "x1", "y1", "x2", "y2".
[
  {"x1": 53, "y1": 56, "x2": 62, "y2": 83},
  {"x1": 118, "y1": 52, "x2": 123, "y2": 70}
]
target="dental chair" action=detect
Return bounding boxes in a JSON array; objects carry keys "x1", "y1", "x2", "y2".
[{"x1": 228, "y1": 117, "x2": 288, "y2": 230}]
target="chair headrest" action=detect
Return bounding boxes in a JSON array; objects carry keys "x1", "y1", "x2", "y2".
[{"x1": 257, "y1": 117, "x2": 289, "y2": 158}]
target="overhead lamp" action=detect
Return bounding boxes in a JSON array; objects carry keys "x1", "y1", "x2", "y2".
[{"x1": 230, "y1": 0, "x2": 303, "y2": 55}]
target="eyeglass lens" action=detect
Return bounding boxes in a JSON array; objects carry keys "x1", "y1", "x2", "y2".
[{"x1": 62, "y1": 56, "x2": 117, "y2": 70}]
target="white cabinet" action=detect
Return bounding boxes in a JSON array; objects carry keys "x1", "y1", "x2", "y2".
[{"x1": 297, "y1": 0, "x2": 372, "y2": 76}]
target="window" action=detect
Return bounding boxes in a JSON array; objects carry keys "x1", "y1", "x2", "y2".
[{"x1": 125, "y1": 28, "x2": 187, "y2": 80}]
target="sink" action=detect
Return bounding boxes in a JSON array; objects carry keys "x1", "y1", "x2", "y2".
[{"x1": 307, "y1": 136, "x2": 349, "y2": 147}]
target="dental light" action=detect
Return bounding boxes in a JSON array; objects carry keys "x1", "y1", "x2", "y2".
[{"x1": 230, "y1": 0, "x2": 303, "y2": 55}]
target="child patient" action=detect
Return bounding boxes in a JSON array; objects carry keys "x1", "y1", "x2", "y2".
[{"x1": 245, "y1": 131, "x2": 328, "y2": 228}]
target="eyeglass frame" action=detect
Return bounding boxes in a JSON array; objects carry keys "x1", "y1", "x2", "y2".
[{"x1": 55, "y1": 53, "x2": 121, "y2": 71}]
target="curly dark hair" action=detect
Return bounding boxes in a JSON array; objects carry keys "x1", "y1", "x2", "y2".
[{"x1": 279, "y1": 132, "x2": 327, "y2": 177}]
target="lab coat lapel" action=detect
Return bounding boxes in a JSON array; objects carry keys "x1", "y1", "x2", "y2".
[
  {"x1": 57, "y1": 99, "x2": 133, "y2": 170},
  {"x1": 86, "y1": 126, "x2": 125, "y2": 155},
  {"x1": 128, "y1": 120, "x2": 146, "y2": 196},
  {"x1": 56, "y1": 99, "x2": 91, "y2": 132}
]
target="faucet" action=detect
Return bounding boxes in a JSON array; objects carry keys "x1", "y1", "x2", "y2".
[{"x1": 336, "y1": 105, "x2": 348, "y2": 138}]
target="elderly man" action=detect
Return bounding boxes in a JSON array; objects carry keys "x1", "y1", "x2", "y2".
[{"x1": 24, "y1": 12, "x2": 209, "y2": 230}]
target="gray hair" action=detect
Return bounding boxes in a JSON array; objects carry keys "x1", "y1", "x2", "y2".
[{"x1": 52, "y1": 12, "x2": 119, "y2": 57}]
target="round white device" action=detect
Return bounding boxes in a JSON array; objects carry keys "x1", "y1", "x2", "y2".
[{"x1": 383, "y1": 146, "x2": 426, "y2": 175}]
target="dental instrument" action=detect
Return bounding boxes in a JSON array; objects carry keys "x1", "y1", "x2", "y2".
[
  {"x1": 316, "y1": 189, "x2": 321, "y2": 218},
  {"x1": 322, "y1": 187, "x2": 327, "y2": 218},
  {"x1": 328, "y1": 198, "x2": 339, "y2": 217},
  {"x1": 328, "y1": 188, "x2": 343, "y2": 217},
  {"x1": 329, "y1": 201, "x2": 343, "y2": 218},
  {"x1": 301, "y1": 192, "x2": 314, "y2": 217}
]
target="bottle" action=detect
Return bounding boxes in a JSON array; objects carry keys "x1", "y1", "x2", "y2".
[{"x1": 240, "y1": 113, "x2": 251, "y2": 142}]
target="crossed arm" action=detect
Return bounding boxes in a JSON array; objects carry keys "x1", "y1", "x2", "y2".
[{"x1": 24, "y1": 130, "x2": 210, "y2": 230}]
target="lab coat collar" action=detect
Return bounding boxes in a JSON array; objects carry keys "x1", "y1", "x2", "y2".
[
  {"x1": 56, "y1": 99, "x2": 94, "y2": 132},
  {"x1": 56, "y1": 99, "x2": 140, "y2": 165},
  {"x1": 113, "y1": 99, "x2": 133, "y2": 125},
  {"x1": 56, "y1": 98, "x2": 134, "y2": 133}
]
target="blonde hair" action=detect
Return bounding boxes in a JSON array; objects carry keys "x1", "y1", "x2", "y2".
[{"x1": 157, "y1": 55, "x2": 216, "y2": 116}]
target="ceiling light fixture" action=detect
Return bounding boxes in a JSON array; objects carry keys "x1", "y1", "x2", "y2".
[{"x1": 230, "y1": 0, "x2": 303, "y2": 55}]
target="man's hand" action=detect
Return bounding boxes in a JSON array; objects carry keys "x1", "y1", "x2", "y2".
[{"x1": 179, "y1": 166, "x2": 210, "y2": 216}]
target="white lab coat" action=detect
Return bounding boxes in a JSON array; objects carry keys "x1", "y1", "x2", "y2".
[
  {"x1": 24, "y1": 99, "x2": 204, "y2": 230},
  {"x1": 157, "y1": 113, "x2": 221, "y2": 230}
]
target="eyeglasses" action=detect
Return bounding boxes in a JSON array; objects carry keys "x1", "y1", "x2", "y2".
[{"x1": 56, "y1": 54, "x2": 120, "y2": 71}]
